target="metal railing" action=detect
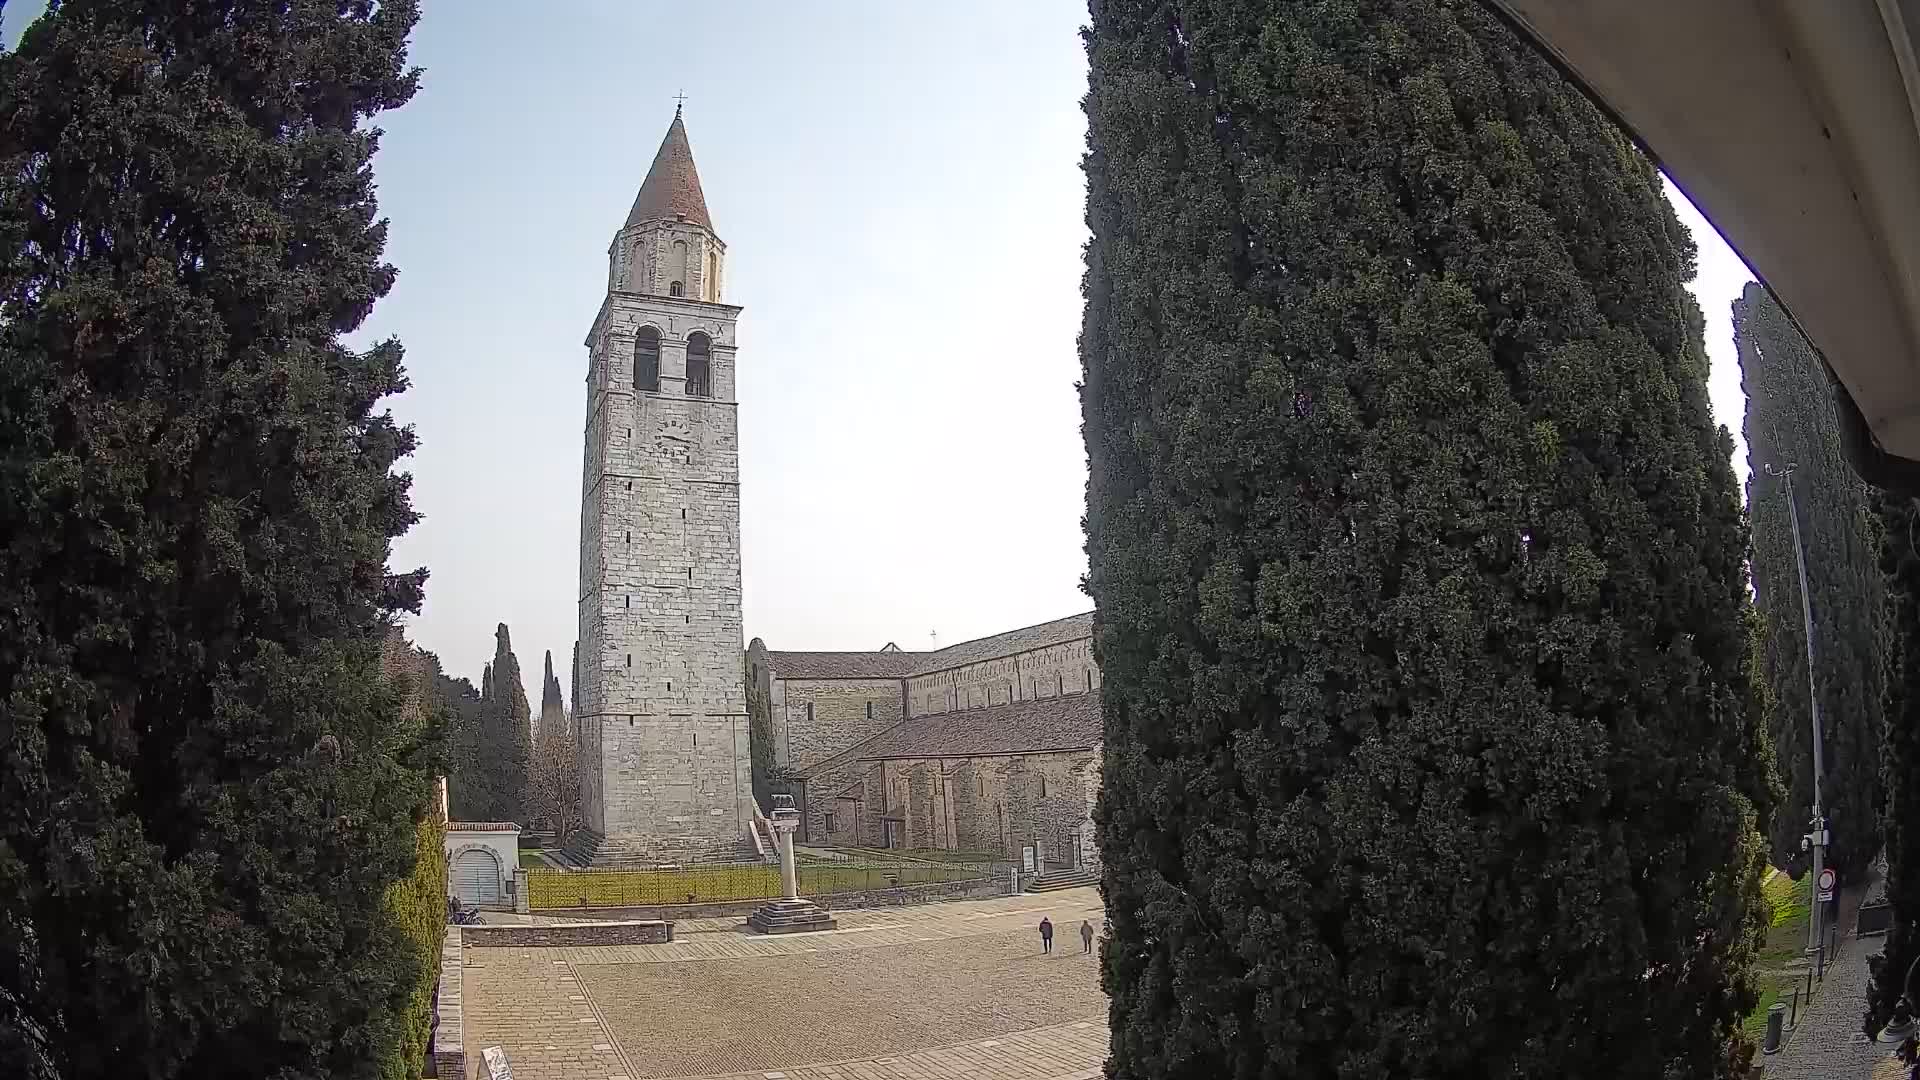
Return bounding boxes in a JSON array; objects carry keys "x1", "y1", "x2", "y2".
[{"x1": 526, "y1": 858, "x2": 990, "y2": 910}]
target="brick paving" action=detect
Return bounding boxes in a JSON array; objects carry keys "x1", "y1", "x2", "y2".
[
  {"x1": 1763, "y1": 929, "x2": 1896, "y2": 1080},
  {"x1": 463, "y1": 888, "x2": 1108, "y2": 1079}
]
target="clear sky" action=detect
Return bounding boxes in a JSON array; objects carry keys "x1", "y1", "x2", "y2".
[{"x1": 5, "y1": 2, "x2": 1756, "y2": 710}]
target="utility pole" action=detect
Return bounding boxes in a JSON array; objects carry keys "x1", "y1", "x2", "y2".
[{"x1": 1765, "y1": 461, "x2": 1830, "y2": 979}]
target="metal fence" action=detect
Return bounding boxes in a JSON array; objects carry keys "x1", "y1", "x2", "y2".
[{"x1": 526, "y1": 858, "x2": 990, "y2": 910}]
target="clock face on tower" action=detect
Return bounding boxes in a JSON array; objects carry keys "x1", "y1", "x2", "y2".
[{"x1": 654, "y1": 415, "x2": 693, "y2": 463}]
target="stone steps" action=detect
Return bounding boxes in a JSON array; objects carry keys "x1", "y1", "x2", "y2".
[
  {"x1": 1026, "y1": 868, "x2": 1099, "y2": 893},
  {"x1": 746, "y1": 897, "x2": 838, "y2": 934}
]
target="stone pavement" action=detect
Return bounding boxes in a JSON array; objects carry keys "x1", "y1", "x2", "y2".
[
  {"x1": 671, "y1": 1019, "x2": 1109, "y2": 1080},
  {"x1": 463, "y1": 887, "x2": 1108, "y2": 1079},
  {"x1": 1764, "y1": 928, "x2": 1896, "y2": 1080}
]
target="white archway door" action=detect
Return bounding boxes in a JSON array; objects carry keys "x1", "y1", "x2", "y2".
[{"x1": 453, "y1": 848, "x2": 502, "y2": 906}]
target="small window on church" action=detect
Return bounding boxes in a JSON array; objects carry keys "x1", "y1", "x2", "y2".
[
  {"x1": 806, "y1": 702, "x2": 814, "y2": 724},
  {"x1": 1040, "y1": 775, "x2": 1049, "y2": 798},
  {"x1": 635, "y1": 326, "x2": 660, "y2": 392},
  {"x1": 686, "y1": 332, "x2": 712, "y2": 398},
  {"x1": 866, "y1": 701, "x2": 874, "y2": 721},
  {"x1": 1085, "y1": 669, "x2": 1092, "y2": 691},
  {"x1": 669, "y1": 280, "x2": 684, "y2": 297},
  {"x1": 824, "y1": 811, "x2": 836, "y2": 834},
  {"x1": 1057, "y1": 674, "x2": 1063, "y2": 696}
]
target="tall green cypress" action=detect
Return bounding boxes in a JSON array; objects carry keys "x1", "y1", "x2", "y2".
[
  {"x1": 0, "y1": 1, "x2": 427, "y2": 1076},
  {"x1": 1869, "y1": 492, "x2": 1920, "y2": 1036},
  {"x1": 1081, "y1": 2, "x2": 1768, "y2": 1075},
  {"x1": 1736, "y1": 282, "x2": 1886, "y2": 881},
  {"x1": 483, "y1": 623, "x2": 533, "y2": 823}
]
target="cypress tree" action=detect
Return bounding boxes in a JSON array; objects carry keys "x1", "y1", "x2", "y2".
[
  {"x1": 484, "y1": 623, "x2": 533, "y2": 823},
  {"x1": 1736, "y1": 282, "x2": 1886, "y2": 881},
  {"x1": 1869, "y1": 492, "x2": 1920, "y2": 1037},
  {"x1": 0, "y1": 1, "x2": 428, "y2": 1075},
  {"x1": 1081, "y1": 2, "x2": 1768, "y2": 1075}
]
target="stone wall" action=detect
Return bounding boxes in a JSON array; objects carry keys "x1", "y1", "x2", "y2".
[
  {"x1": 432, "y1": 930, "x2": 464, "y2": 1080},
  {"x1": 461, "y1": 920, "x2": 675, "y2": 948},
  {"x1": 834, "y1": 750, "x2": 1099, "y2": 864},
  {"x1": 770, "y1": 677, "x2": 904, "y2": 774},
  {"x1": 905, "y1": 637, "x2": 1100, "y2": 718}
]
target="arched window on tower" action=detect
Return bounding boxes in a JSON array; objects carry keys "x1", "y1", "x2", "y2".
[
  {"x1": 635, "y1": 326, "x2": 660, "y2": 392},
  {"x1": 686, "y1": 331, "x2": 712, "y2": 398},
  {"x1": 669, "y1": 239, "x2": 688, "y2": 297}
]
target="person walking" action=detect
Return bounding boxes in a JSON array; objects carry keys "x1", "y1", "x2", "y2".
[
  {"x1": 1080, "y1": 919, "x2": 1095, "y2": 954},
  {"x1": 1039, "y1": 916, "x2": 1054, "y2": 954}
]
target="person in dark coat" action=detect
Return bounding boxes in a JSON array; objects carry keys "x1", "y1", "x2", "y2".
[
  {"x1": 1080, "y1": 919, "x2": 1095, "y2": 954},
  {"x1": 1039, "y1": 916, "x2": 1054, "y2": 954}
]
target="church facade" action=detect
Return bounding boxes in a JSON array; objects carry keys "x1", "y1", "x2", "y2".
[
  {"x1": 748, "y1": 613, "x2": 1104, "y2": 873},
  {"x1": 570, "y1": 113, "x2": 1101, "y2": 870}
]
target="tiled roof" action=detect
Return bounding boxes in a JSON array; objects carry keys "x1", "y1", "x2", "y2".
[
  {"x1": 765, "y1": 651, "x2": 920, "y2": 680},
  {"x1": 907, "y1": 612, "x2": 1093, "y2": 676},
  {"x1": 625, "y1": 113, "x2": 713, "y2": 232},
  {"x1": 447, "y1": 821, "x2": 522, "y2": 832},
  {"x1": 856, "y1": 692, "x2": 1102, "y2": 761},
  {"x1": 765, "y1": 611, "x2": 1094, "y2": 682}
]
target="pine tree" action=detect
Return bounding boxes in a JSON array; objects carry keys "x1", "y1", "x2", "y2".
[
  {"x1": 0, "y1": 1, "x2": 428, "y2": 1075},
  {"x1": 1080, "y1": 2, "x2": 1768, "y2": 1075},
  {"x1": 1737, "y1": 282, "x2": 1886, "y2": 881}
]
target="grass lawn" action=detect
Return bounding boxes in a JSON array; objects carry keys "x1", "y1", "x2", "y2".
[
  {"x1": 527, "y1": 860, "x2": 984, "y2": 909},
  {"x1": 518, "y1": 849, "x2": 548, "y2": 870},
  {"x1": 1743, "y1": 871, "x2": 1815, "y2": 1038}
]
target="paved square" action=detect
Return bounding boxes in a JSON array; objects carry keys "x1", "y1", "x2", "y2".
[{"x1": 463, "y1": 888, "x2": 1109, "y2": 1079}]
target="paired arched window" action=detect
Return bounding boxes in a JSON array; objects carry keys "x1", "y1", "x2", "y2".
[
  {"x1": 635, "y1": 326, "x2": 660, "y2": 392},
  {"x1": 669, "y1": 280, "x2": 684, "y2": 297},
  {"x1": 686, "y1": 331, "x2": 712, "y2": 398}
]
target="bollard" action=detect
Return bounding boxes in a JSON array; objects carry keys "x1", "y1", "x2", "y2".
[
  {"x1": 1789, "y1": 984, "x2": 1800, "y2": 1028},
  {"x1": 1763, "y1": 1003, "x2": 1787, "y2": 1054}
]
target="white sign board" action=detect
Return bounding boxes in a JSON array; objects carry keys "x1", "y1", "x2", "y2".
[
  {"x1": 1817, "y1": 867, "x2": 1837, "y2": 903},
  {"x1": 1022, "y1": 846, "x2": 1036, "y2": 874},
  {"x1": 482, "y1": 1045, "x2": 513, "y2": 1080}
]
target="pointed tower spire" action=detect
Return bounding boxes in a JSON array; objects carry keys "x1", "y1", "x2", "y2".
[{"x1": 626, "y1": 112, "x2": 713, "y2": 233}]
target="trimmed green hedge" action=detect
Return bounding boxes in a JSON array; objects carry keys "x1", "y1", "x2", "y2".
[{"x1": 379, "y1": 813, "x2": 447, "y2": 1080}]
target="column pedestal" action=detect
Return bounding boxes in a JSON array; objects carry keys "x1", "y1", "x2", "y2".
[{"x1": 748, "y1": 797, "x2": 837, "y2": 934}]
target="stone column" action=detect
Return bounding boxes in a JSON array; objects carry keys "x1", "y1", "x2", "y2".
[
  {"x1": 748, "y1": 794, "x2": 836, "y2": 935},
  {"x1": 775, "y1": 805, "x2": 800, "y2": 901}
]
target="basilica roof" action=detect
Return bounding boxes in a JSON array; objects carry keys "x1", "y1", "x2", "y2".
[
  {"x1": 764, "y1": 611, "x2": 1095, "y2": 682},
  {"x1": 625, "y1": 111, "x2": 714, "y2": 233},
  {"x1": 854, "y1": 691, "x2": 1102, "y2": 761},
  {"x1": 763, "y1": 650, "x2": 920, "y2": 680}
]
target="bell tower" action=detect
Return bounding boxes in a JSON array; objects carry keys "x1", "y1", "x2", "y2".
[{"x1": 574, "y1": 107, "x2": 751, "y2": 862}]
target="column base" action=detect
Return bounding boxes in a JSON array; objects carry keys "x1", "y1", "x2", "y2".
[{"x1": 747, "y1": 897, "x2": 838, "y2": 935}]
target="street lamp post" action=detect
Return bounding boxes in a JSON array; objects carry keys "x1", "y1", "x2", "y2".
[{"x1": 1764, "y1": 461, "x2": 1830, "y2": 979}]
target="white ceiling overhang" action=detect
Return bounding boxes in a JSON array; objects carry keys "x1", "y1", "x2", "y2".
[{"x1": 1484, "y1": 0, "x2": 1920, "y2": 486}]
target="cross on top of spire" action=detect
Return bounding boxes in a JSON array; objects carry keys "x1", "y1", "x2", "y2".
[{"x1": 673, "y1": 89, "x2": 688, "y2": 117}]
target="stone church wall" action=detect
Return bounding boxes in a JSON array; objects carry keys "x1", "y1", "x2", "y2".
[
  {"x1": 905, "y1": 637, "x2": 1101, "y2": 718},
  {"x1": 820, "y1": 751, "x2": 1098, "y2": 864},
  {"x1": 769, "y1": 677, "x2": 905, "y2": 774}
]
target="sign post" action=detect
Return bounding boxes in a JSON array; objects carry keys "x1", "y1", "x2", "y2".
[{"x1": 1817, "y1": 867, "x2": 1837, "y2": 904}]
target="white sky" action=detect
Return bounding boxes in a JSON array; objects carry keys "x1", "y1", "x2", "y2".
[{"x1": 6, "y1": 3, "x2": 1760, "y2": 708}]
